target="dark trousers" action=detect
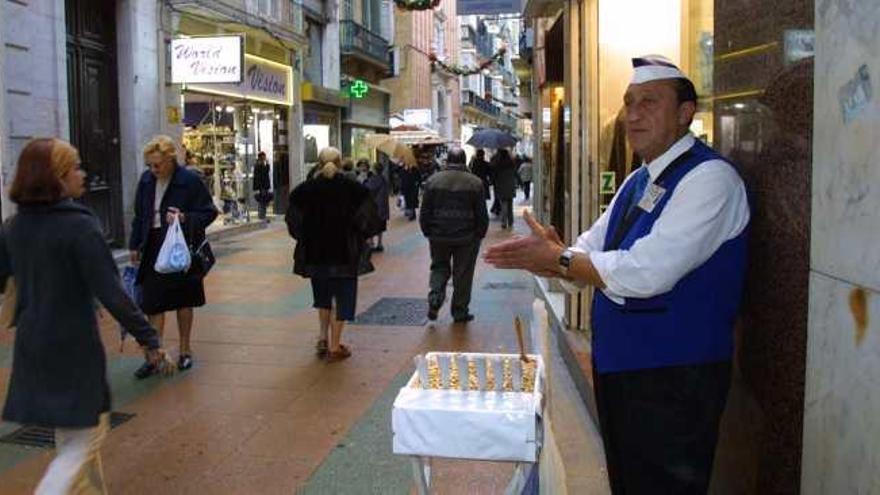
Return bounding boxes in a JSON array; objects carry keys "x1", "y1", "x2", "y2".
[
  {"x1": 522, "y1": 181, "x2": 531, "y2": 199},
  {"x1": 499, "y1": 198, "x2": 514, "y2": 227},
  {"x1": 428, "y1": 240, "x2": 481, "y2": 318},
  {"x1": 593, "y1": 361, "x2": 731, "y2": 495}
]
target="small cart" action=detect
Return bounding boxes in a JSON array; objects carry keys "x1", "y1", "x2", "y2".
[{"x1": 392, "y1": 352, "x2": 544, "y2": 494}]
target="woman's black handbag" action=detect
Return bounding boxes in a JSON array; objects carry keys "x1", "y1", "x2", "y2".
[{"x1": 191, "y1": 239, "x2": 216, "y2": 277}]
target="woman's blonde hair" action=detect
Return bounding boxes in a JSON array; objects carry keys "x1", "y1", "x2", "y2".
[
  {"x1": 142, "y1": 135, "x2": 178, "y2": 164},
  {"x1": 317, "y1": 147, "x2": 342, "y2": 179}
]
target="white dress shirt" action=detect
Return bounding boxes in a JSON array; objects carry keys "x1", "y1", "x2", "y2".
[
  {"x1": 152, "y1": 178, "x2": 170, "y2": 228},
  {"x1": 568, "y1": 133, "x2": 750, "y2": 304}
]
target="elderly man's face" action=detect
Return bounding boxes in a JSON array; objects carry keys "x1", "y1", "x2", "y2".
[{"x1": 623, "y1": 80, "x2": 695, "y2": 162}]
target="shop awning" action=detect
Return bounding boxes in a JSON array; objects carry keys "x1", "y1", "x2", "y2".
[{"x1": 389, "y1": 125, "x2": 448, "y2": 146}]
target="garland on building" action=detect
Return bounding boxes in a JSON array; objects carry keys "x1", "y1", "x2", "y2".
[
  {"x1": 393, "y1": 0, "x2": 441, "y2": 11},
  {"x1": 429, "y1": 47, "x2": 507, "y2": 76}
]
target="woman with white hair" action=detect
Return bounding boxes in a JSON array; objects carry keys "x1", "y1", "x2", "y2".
[
  {"x1": 129, "y1": 135, "x2": 218, "y2": 377},
  {"x1": 285, "y1": 147, "x2": 384, "y2": 361}
]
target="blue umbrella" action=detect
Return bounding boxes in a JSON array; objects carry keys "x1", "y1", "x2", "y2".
[{"x1": 466, "y1": 128, "x2": 518, "y2": 149}]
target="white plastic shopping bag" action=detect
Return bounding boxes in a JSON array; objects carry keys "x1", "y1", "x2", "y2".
[{"x1": 153, "y1": 216, "x2": 191, "y2": 274}]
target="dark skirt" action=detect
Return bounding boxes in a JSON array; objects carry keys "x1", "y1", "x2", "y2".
[{"x1": 139, "y1": 228, "x2": 205, "y2": 314}]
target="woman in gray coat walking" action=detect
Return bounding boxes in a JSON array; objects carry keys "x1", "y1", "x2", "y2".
[{"x1": 0, "y1": 138, "x2": 166, "y2": 494}]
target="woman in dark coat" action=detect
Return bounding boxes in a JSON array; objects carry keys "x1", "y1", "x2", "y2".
[
  {"x1": 363, "y1": 161, "x2": 390, "y2": 252},
  {"x1": 1, "y1": 138, "x2": 164, "y2": 493},
  {"x1": 491, "y1": 148, "x2": 518, "y2": 229},
  {"x1": 129, "y1": 135, "x2": 218, "y2": 376},
  {"x1": 252, "y1": 151, "x2": 272, "y2": 220},
  {"x1": 286, "y1": 147, "x2": 383, "y2": 362}
]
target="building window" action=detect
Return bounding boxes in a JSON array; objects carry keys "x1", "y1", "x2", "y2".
[
  {"x1": 433, "y1": 18, "x2": 446, "y2": 60},
  {"x1": 304, "y1": 20, "x2": 324, "y2": 85},
  {"x1": 258, "y1": 0, "x2": 280, "y2": 20}
]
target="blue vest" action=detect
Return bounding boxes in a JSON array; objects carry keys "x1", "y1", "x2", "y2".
[{"x1": 591, "y1": 140, "x2": 748, "y2": 373}]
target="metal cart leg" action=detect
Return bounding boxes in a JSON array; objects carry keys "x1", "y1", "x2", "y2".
[
  {"x1": 504, "y1": 462, "x2": 532, "y2": 495},
  {"x1": 411, "y1": 456, "x2": 432, "y2": 495}
]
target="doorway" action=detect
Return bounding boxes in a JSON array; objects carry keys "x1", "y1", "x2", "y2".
[{"x1": 66, "y1": 0, "x2": 123, "y2": 244}]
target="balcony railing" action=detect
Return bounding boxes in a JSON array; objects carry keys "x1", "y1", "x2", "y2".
[
  {"x1": 462, "y1": 90, "x2": 500, "y2": 118},
  {"x1": 340, "y1": 20, "x2": 391, "y2": 68}
]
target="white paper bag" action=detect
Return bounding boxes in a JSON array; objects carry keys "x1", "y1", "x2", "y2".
[{"x1": 153, "y1": 216, "x2": 191, "y2": 274}]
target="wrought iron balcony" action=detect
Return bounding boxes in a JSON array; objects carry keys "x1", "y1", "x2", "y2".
[
  {"x1": 340, "y1": 20, "x2": 391, "y2": 69},
  {"x1": 462, "y1": 90, "x2": 501, "y2": 118}
]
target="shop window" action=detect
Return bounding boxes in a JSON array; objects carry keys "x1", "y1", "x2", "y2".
[{"x1": 595, "y1": 0, "x2": 713, "y2": 212}]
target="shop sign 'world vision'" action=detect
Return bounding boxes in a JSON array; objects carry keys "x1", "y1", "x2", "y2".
[
  {"x1": 186, "y1": 55, "x2": 293, "y2": 106},
  {"x1": 171, "y1": 35, "x2": 243, "y2": 84}
]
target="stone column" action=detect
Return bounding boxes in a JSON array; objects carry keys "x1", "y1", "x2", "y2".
[{"x1": 116, "y1": 0, "x2": 164, "y2": 239}]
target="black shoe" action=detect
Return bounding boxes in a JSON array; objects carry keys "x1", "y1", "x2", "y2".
[
  {"x1": 453, "y1": 314, "x2": 475, "y2": 323},
  {"x1": 427, "y1": 306, "x2": 439, "y2": 321},
  {"x1": 134, "y1": 361, "x2": 156, "y2": 380},
  {"x1": 178, "y1": 354, "x2": 194, "y2": 371}
]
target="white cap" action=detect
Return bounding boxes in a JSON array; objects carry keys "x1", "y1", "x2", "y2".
[{"x1": 630, "y1": 55, "x2": 688, "y2": 85}]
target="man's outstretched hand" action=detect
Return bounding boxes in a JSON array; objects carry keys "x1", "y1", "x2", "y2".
[{"x1": 484, "y1": 210, "x2": 565, "y2": 276}]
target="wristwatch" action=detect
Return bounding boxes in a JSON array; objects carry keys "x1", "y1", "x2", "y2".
[{"x1": 558, "y1": 249, "x2": 575, "y2": 276}]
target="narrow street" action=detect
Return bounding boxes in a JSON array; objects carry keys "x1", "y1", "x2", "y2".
[{"x1": 0, "y1": 200, "x2": 550, "y2": 494}]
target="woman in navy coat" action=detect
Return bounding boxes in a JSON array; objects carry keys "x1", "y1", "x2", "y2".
[{"x1": 129, "y1": 135, "x2": 217, "y2": 377}]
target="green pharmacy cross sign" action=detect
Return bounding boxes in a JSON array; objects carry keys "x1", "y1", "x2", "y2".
[{"x1": 350, "y1": 79, "x2": 369, "y2": 99}]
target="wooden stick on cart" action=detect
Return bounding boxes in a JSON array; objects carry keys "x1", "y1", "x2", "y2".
[{"x1": 514, "y1": 316, "x2": 531, "y2": 363}]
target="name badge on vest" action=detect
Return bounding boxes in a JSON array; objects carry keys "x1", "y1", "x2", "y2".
[{"x1": 637, "y1": 183, "x2": 666, "y2": 213}]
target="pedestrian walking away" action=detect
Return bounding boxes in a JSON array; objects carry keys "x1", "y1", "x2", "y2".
[
  {"x1": 286, "y1": 147, "x2": 385, "y2": 361},
  {"x1": 469, "y1": 149, "x2": 492, "y2": 202},
  {"x1": 485, "y1": 54, "x2": 750, "y2": 494},
  {"x1": 400, "y1": 165, "x2": 422, "y2": 220},
  {"x1": 518, "y1": 156, "x2": 533, "y2": 201},
  {"x1": 0, "y1": 138, "x2": 167, "y2": 494},
  {"x1": 364, "y1": 161, "x2": 390, "y2": 251},
  {"x1": 129, "y1": 135, "x2": 218, "y2": 377},
  {"x1": 490, "y1": 148, "x2": 517, "y2": 229},
  {"x1": 253, "y1": 151, "x2": 272, "y2": 220},
  {"x1": 420, "y1": 147, "x2": 490, "y2": 323}
]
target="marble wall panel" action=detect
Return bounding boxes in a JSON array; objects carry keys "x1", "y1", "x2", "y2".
[
  {"x1": 811, "y1": 0, "x2": 880, "y2": 291},
  {"x1": 712, "y1": 1, "x2": 814, "y2": 492},
  {"x1": 802, "y1": 272, "x2": 880, "y2": 494}
]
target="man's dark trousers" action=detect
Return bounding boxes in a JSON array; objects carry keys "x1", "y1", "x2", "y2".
[
  {"x1": 593, "y1": 361, "x2": 731, "y2": 494},
  {"x1": 428, "y1": 241, "x2": 481, "y2": 319}
]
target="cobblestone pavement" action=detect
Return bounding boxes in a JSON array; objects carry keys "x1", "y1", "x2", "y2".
[{"x1": 0, "y1": 198, "x2": 539, "y2": 494}]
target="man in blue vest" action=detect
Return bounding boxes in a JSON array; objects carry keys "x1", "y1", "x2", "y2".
[{"x1": 485, "y1": 55, "x2": 750, "y2": 493}]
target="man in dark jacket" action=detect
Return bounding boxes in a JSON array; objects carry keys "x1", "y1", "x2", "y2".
[{"x1": 419, "y1": 147, "x2": 489, "y2": 323}]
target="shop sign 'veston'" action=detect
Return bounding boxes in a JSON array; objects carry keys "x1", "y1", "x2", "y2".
[
  {"x1": 171, "y1": 35, "x2": 243, "y2": 84},
  {"x1": 187, "y1": 55, "x2": 293, "y2": 106}
]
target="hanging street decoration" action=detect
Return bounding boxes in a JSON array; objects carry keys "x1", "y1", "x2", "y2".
[
  {"x1": 393, "y1": 0, "x2": 441, "y2": 11},
  {"x1": 429, "y1": 47, "x2": 507, "y2": 77},
  {"x1": 350, "y1": 79, "x2": 370, "y2": 99}
]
